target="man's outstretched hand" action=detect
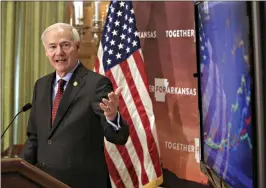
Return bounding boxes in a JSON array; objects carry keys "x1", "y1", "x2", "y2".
[{"x1": 99, "y1": 87, "x2": 122, "y2": 121}]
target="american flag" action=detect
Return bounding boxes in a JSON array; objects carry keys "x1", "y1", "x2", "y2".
[
  {"x1": 198, "y1": 2, "x2": 218, "y2": 161},
  {"x1": 94, "y1": 1, "x2": 163, "y2": 187},
  {"x1": 198, "y1": 2, "x2": 228, "y2": 171}
]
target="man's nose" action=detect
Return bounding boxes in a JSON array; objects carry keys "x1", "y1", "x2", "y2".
[{"x1": 55, "y1": 46, "x2": 64, "y2": 55}]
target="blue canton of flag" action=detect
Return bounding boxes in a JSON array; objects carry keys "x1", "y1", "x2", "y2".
[{"x1": 102, "y1": 1, "x2": 140, "y2": 72}]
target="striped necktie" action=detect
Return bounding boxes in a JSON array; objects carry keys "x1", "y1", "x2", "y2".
[{"x1": 52, "y1": 79, "x2": 66, "y2": 124}]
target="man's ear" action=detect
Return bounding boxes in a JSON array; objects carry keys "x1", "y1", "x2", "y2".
[{"x1": 76, "y1": 42, "x2": 80, "y2": 50}]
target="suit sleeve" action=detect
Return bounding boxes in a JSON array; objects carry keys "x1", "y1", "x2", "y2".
[
  {"x1": 20, "y1": 82, "x2": 38, "y2": 165},
  {"x1": 92, "y1": 77, "x2": 129, "y2": 145}
]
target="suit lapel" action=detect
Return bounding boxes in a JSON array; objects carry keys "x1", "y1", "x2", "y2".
[
  {"x1": 49, "y1": 64, "x2": 88, "y2": 137},
  {"x1": 42, "y1": 73, "x2": 55, "y2": 132}
]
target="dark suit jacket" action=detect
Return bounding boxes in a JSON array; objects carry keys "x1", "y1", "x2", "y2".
[{"x1": 20, "y1": 63, "x2": 129, "y2": 188}]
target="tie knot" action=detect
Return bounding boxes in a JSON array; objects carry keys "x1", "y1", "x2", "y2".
[{"x1": 58, "y1": 79, "x2": 66, "y2": 90}]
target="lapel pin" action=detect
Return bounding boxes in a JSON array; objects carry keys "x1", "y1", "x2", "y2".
[{"x1": 73, "y1": 81, "x2": 78, "y2": 86}]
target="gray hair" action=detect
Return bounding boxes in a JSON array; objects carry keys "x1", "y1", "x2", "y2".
[{"x1": 41, "y1": 23, "x2": 80, "y2": 46}]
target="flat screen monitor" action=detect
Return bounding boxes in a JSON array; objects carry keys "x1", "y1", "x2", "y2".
[{"x1": 195, "y1": 2, "x2": 254, "y2": 188}]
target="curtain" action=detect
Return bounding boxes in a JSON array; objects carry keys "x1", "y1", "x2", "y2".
[{"x1": 1, "y1": 1, "x2": 65, "y2": 151}]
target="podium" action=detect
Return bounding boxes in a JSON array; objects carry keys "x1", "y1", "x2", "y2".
[{"x1": 1, "y1": 158, "x2": 70, "y2": 188}]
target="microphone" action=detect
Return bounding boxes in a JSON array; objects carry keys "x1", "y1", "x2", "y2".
[
  {"x1": 1, "y1": 103, "x2": 32, "y2": 139},
  {"x1": 21, "y1": 103, "x2": 32, "y2": 112}
]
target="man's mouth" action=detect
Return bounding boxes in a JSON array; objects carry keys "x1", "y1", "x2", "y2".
[{"x1": 55, "y1": 59, "x2": 67, "y2": 63}]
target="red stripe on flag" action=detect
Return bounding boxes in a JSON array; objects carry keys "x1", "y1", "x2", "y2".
[
  {"x1": 106, "y1": 70, "x2": 149, "y2": 186},
  {"x1": 105, "y1": 71, "x2": 140, "y2": 187},
  {"x1": 104, "y1": 146, "x2": 126, "y2": 188},
  {"x1": 119, "y1": 60, "x2": 162, "y2": 178},
  {"x1": 132, "y1": 51, "x2": 149, "y2": 90}
]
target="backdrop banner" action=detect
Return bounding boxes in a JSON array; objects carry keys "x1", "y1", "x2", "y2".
[{"x1": 133, "y1": 2, "x2": 210, "y2": 187}]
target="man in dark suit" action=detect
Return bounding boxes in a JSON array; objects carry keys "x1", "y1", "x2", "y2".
[{"x1": 20, "y1": 23, "x2": 129, "y2": 188}]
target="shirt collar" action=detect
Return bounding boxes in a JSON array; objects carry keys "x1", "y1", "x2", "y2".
[{"x1": 55, "y1": 61, "x2": 80, "y2": 84}]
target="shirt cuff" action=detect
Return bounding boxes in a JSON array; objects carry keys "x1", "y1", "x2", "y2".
[{"x1": 106, "y1": 112, "x2": 121, "y2": 131}]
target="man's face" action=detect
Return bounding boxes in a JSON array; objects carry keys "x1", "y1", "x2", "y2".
[{"x1": 44, "y1": 28, "x2": 80, "y2": 77}]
